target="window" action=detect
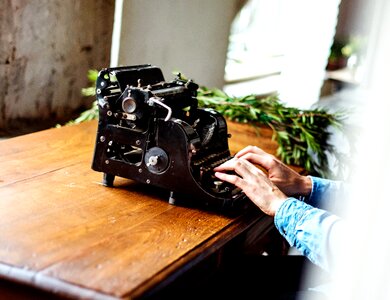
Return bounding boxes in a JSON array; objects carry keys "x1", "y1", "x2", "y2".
[{"x1": 224, "y1": 0, "x2": 342, "y2": 109}]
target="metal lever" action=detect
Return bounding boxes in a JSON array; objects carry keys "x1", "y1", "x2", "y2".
[{"x1": 148, "y1": 97, "x2": 172, "y2": 121}]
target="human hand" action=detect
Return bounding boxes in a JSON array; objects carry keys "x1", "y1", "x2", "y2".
[
  {"x1": 233, "y1": 145, "x2": 312, "y2": 197},
  {"x1": 214, "y1": 157, "x2": 288, "y2": 216}
]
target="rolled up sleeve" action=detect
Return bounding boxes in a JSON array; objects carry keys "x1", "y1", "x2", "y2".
[
  {"x1": 274, "y1": 197, "x2": 342, "y2": 271},
  {"x1": 306, "y1": 176, "x2": 344, "y2": 211}
]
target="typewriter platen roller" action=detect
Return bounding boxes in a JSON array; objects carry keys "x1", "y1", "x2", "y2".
[{"x1": 91, "y1": 64, "x2": 248, "y2": 210}]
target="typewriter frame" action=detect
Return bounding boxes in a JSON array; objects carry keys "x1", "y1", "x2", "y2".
[{"x1": 91, "y1": 64, "x2": 248, "y2": 211}]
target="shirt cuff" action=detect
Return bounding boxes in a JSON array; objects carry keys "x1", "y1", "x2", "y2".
[
  {"x1": 274, "y1": 197, "x2": 312, "y2": 237},
  {"x1": 306, "y1": 175, "x2": 338, "y2": 208}
]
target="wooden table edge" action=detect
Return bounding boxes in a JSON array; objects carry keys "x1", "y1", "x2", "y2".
[
  {"x1": 0, "y1": 263, "x2": 117, "y2": 300},
  {"x1": 0, "y1": 210, "x2": 272, "y2": 300},
  {"x1": 129, "y1": 210, "x2": 273, "y2": 299}
]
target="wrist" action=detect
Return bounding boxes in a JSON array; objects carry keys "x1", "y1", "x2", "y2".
[
  {"x1": 300, "y1": 175, "x2": 312, "y2": 197},
  {"x1": 270, "y1": 196, "x2": 289, "y2": 217},
  {"x1": 269, "y1": 195, "x2": 288, "y2": 217}
]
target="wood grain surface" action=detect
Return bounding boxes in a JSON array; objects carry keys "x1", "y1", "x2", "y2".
[{"x1": 0, "y1": 120, "x2": 284, "y2": 299}]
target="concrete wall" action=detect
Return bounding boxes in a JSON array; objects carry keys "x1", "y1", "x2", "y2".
[
  {"x1": 116, "y1": 0, "x2": 241, "y2": 89},
  {"x1": 0, "y1": 0, "x2": 115, "y2": 134}
]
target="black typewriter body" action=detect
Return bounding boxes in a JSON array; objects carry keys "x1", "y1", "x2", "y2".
[{"x1": 91, "y1": 64, "x2": 248, "y2": 211}]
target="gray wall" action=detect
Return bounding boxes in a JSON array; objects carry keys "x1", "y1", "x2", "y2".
[
  {"x1": 117, "y1": 0, "x2": 241, "y2": 88},
  {"x1": 0, "y1": 0, "x2": 115, "y2": 134}
]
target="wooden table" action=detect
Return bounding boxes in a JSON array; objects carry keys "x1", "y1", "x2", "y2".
[{"x1": 0, "y1": 120, "x2": 284, "y2": 299}]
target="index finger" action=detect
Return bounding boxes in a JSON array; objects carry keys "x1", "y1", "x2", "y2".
[
  {"x1": 239, "y1": 152, "x2": 273, "y2": 172},
  {"x1": 213, "y1": 157, "x2": 237, "y2": 172},
  {"x1": 235, "y1": 145, "x2": 266, "y2": 158}
]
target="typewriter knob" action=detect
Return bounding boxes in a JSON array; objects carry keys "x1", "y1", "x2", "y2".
[
  {"x1": 145, "y1": 147, "x2": 169, "y2": 174},
  {"x1": 147, "y1": 155, "x2": 158, "y2": 166},
  {"x1": 122, "y1": 96, "x2": 137, "y2": 113}
]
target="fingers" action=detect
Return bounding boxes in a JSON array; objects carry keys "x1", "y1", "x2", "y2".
[
  {"x1": 214, "y1": 157, "x2": 266, "y2": 187},
  {"x1": 233, "y1": 157, "x2": 264, "y2": 179},
  {"x1": 214, "y1": 157, "x2": 261, "y2": 176},
  {"x1": 239, "y1": 152, "x2": 273, "y2": 172},
  {"x1": 235, "y1": 145, "x2": 265, "y2": 158},
  {"x1": 214, "y1": 172, "x2": 243, "y2": 188},
  {"x1": 213, "y1": 157, "x2": 237, "y2": 172},
  {"x1": 235, "y1": 146, "x2": 275, "y2": 170},
  {"x1": 214, "y1": 157, "x2": 288, "y2": 217}
]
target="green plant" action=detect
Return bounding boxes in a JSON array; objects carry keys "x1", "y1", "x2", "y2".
[
  {"x1": 72, "y1": 69, "x2": 348, "y2": 179},
  {"x1": 196, "y1": 87, "x2": 347, "y2": 179}
]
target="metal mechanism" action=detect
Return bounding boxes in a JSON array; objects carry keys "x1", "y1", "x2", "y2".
[{"x1": 91, "y1": 64, "x2": 248, "y2": 210}]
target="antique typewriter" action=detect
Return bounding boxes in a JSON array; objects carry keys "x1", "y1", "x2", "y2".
[{"x1": 91, "y1": 64, "x2": 248, "y2": 211}]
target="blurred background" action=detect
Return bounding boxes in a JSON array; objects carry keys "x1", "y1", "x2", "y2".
[{"x1": 0, "y1": 0, "x2": 372, "y2": 137}]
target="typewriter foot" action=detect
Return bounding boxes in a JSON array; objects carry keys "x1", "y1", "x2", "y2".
[
  {"x1": 103, "y1": 173, "x2": 115, "y2": 187},
  {"x1": 168, "y1": 191, "x2": 176, "y2": 205}
]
